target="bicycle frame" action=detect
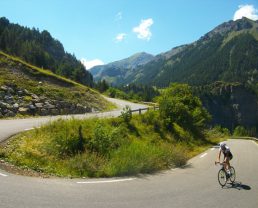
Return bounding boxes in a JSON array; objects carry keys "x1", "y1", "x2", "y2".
[{"x1": 215, "y1": 161, "x2": 236, "y2": 187}]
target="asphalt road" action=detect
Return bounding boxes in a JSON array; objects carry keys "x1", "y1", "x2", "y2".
[{"x1": 0, "y1": 99, "x2": 258, "y2": 208}]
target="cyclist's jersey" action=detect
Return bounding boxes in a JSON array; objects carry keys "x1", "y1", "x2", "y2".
[
  {"x1": 220, "y1": 145, "x2": 233, "y2": 159},
  {"x1": 220, "y1": 145, "x2": 230, "y2": 154}
]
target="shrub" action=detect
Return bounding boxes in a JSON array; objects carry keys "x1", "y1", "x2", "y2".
[
  {"x1": 233, "y1": 126, "x2": 248, "y2": 136},
  {"x1": 172, "y1": 122, "x2": 192, "y2": 141},
  {"x1": 42, "y1": 120, "x2": 87, "y2": 158},
  {"x1": 158, "y1": 83, "x2": 211, "y2": 134},
  {"x1": 89, "y1": 121, "x2": 129, "y2": 156},
  {"x1": 120, "y1": 105, "x2": 132, "y2": 124}
]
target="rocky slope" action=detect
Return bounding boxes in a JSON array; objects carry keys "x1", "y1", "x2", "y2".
[{"x1": 0, "y1": 51, "x2": 111, "y2": 118}]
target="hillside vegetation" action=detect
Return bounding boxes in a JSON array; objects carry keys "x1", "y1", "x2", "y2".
[
  {"x1": 0, "y1": 51, "x2": 112, "y2": 118},
  {"x1": 194, "y1": 82, "x2": 258, "y2": 133},
  {"x1": 0, "y1": 17, "x2": 93, "y2": 86},
  {"x1": 0, "y1": 84, "x2": 227, "y2": 177}
]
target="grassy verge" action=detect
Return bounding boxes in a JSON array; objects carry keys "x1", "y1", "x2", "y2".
[{"x1": 0, "y1": 111, "x2": 227, "y2": 178}]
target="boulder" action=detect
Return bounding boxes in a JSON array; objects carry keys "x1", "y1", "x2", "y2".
[
  {"x1": 35, "y1": 103, "x2": 43, "y2": 108},
  {"x1": 13, "y1": 103, "x2": 19, "y2": 108},
  {"x1": 18, "y1": 107, "x2": 29, "y2": 115},
  {"x1": 31, "y1": 94, "x2": 39, "y2": 101},
  {"x1": 28, "y1": 104, "x2": 36, "y2": 110},
  {"x1": 44, "y1": 103, "x2": 56, "y2": 109},
  {"x1": 0, "y1": 101, "x2": 8, "y2": 108},
  {"x1": 5, "y1": 110, "x2": 16, "y2": 117},
  {"x1": 0, "y1": 85, "x2": 8, "y2": 91}
]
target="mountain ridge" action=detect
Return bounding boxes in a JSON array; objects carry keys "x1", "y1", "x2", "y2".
[
  {"x1": 92, "y1": 17, "x2": 258, "y2": 87},
  {"x1": 124, "y1": 17, "x2": 258, "y2": 87},
  {"x1": 90, "y1": 52, "x2": 154, "y2": 84}
]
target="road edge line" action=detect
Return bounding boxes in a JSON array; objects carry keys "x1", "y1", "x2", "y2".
[
  {"x1": 252, "y1": 141, "x2": 258, "y2": 148},
  {"x1": 0, "y1": 172, "x2": 8, "y2": 177},
  {"x1": 77, "y1": 178, "x2": 136, "y2": 184}
]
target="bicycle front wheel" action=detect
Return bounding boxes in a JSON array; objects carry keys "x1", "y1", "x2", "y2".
[
  {"x1": 218, "y1": 169, "x2": 227, "y2": 187},
  {"x1": 229, "y1": 166, "x2": 236, "y2": 183}
]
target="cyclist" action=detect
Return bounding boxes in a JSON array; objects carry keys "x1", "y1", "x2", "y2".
[{"x1": 216, "y1": 142, "x2": 233, "y2": 176}]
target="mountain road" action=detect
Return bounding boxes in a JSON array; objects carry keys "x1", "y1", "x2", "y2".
[{"x1": 0, "y1": 98, "x2": 257, "y2": 208}]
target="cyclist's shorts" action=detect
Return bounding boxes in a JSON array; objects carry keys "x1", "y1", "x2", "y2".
[{"x1": 224, "y1": 152, "x2": 233, "y2": 160}]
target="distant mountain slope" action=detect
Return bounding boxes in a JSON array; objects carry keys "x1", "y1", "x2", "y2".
[
  {"x1": 90, "y1": 52, "x2": 154, "y2": 85},
  {"x1": 0, "y1": 51, "x2": 110, "y2": 118},
  {"x1": 0, "y1": 17, "x2": 93, "y2": 86},
  {"x1": 194, "y1": 82, "x2": 258, "y2": 131},
  {"x1": 124, "y1": 18, "x2": 258, "y2": 87}
]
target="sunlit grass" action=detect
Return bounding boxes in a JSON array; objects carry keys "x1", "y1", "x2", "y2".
[{"x1": 0, "y1": 112, "x2": 228, "y2": 178}]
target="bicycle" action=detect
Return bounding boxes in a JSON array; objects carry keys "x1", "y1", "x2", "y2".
[{"x1": 215, "y1": 161, "x2": 236, "y2": 187}]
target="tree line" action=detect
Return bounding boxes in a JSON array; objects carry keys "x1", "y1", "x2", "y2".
[{"x1": 0, "y1": 17, "x2": 93, "y2": 86}]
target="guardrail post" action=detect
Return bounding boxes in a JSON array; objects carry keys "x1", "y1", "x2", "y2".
[{"x1": 139, "y1": 109, "x2": 141, "y2": 115}]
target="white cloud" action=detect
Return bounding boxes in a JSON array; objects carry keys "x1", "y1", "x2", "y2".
[
  {"x1": 233, "y1": 5, "x2": 258, "y2": 21},
  {"x1": 133, "y1": 18, "x2": 154, "y2": 41},
  {"x1": 81, "y1": 58, "x2": 104, "y2": 70},
  {"x1": 115, "y1": 33, "x2": 126, "y2": 42},
  {"x1": 115, "y1": 12, "x2": 122, "y2": 21}
]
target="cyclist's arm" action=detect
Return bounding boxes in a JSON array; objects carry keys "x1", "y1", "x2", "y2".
[{"x1": 217, "y1": 149, "x2": 222, "y2": 162}]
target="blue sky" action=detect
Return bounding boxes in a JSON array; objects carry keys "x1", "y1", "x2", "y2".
[{"x1": 0, "y1": 0, "x2": 258, "y2": 69}]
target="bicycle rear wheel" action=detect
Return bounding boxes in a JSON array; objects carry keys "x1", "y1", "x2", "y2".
[
  {"x1": 218, "y1": 169, "x2": 227, "y2": 187},
  {"x1": 229, "y1": 166, "x2": 236, "y2": 183}
]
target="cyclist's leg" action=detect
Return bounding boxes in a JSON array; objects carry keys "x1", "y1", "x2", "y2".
[
  {"x1": 223, "y1": 156, "x2": 227, "y2": 170},
  {"x1": 224, "y1": 156, "x2": 230, "y2": 172}
]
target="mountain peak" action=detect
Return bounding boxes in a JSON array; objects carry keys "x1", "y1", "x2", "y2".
[
  {"x1": 200, "y1": 17, "x2": 257, "y2": 41},
  {"x1": 90, "y1": 52, "x2": 154, "y2": 84},
  {"x1": 110, "y1": 52, "x2": 154, "y2": 68}
]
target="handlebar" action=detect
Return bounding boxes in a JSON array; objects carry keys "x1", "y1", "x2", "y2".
[{"x1": 215, "y1": 161, "x2": 226, "y2": 165}]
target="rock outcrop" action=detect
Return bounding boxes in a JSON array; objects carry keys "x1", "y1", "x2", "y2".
[{"x1": 0, "y1": 84, "x2": 93, "y2": 118}]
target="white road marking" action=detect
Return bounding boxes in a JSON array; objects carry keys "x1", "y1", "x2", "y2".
[
  {"x1": 171, "y1": 168, "x2": 179, "y2": 171},
  {"x1": 24, "y1": 128, "x2": 34, "y2": 131},
  {"x1": 211, "y1": 148, "x2": 215, "y2": 151},
  {"x1": 0, "y1": 172, "x2": 8, "y2": 177},
  {"x1": 200, "y1": 153, "x2": 208, "y2": 158},
  {"x1": 252, "y1": 141, "x2": 258, "y2": 147},
  {"x1": 77, "y1": 178, "x2": 136, "y2": 184}
]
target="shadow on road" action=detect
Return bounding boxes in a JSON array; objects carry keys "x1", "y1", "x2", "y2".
[{"x1": 224, "y1": 181, "x2": 251, "y2": 190}]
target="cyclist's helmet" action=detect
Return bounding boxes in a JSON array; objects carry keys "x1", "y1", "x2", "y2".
[{"x1": 220, "y1": 142, "x2": 226, "y2": 149}]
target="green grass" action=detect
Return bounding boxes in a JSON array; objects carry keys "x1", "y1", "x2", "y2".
[
  {"x1": 0, "y1": 111, "x2": 228, "y2": 178},
  {"x1": 0, "y1": 51, "x2": 82, "y2": 88}
]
